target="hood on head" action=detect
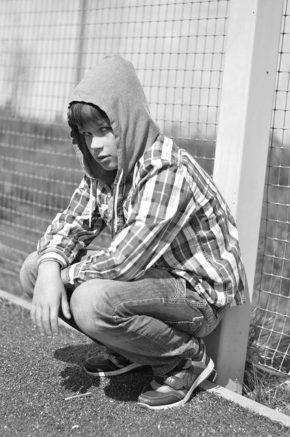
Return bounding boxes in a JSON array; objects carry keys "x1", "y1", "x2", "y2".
[{"x1": 68, "y1": 55, "x2": 159, "y2": 186}]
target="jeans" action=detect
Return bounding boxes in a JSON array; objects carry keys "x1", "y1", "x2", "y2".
[{"x1": 20, "y1": 251, "x2": 227, "y2": 376}]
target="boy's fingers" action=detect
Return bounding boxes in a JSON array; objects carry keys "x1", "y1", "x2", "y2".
[
  {"x1": 31, "y1": 304, "x2": 58, "y2": 336},
  {"x1": 35, "y1": 306, "x2": 45, "y2": 335},
  {"x1": 50, "y1": 307, "x2": 59, "y2": 335},
  {"x1": 41, "y1": 306, "x2": 52, "y2": 336},
  {"x1": 61, "y1": 292, "x2": 71, "y2": 319}
]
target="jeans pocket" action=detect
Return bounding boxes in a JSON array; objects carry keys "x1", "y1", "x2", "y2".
[{"x1": 185, "y1": 287, "x2": 228, "y2": 338}]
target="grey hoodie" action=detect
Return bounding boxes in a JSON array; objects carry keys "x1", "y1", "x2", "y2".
[{"x1": 69, "y1": 55, "x2": 159, "y2": 186}]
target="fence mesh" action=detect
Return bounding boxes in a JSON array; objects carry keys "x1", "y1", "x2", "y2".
[
  {"x1": 253, "y1": 0, "x2": 290, "y2": 375},
  {"x1": 1, "y1": 1, "x2": 289, "y2": 375},
  {"x1": 0, "y1": 0, "x2": 230, "y2": 294}
]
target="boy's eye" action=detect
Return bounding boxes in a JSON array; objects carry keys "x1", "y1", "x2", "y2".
[
  {"x1": 81, "y1": 126, "x2": 111, "y2": 136},
  {"x1": 100, "y1": 126, "x2": 111, "y2": 133}
]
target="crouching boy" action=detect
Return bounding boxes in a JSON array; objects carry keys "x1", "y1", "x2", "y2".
[{"x1": 20, "y1": 55, "x2": 246, "y2": 410}]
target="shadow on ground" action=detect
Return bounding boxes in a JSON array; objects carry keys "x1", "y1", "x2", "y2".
[
  {"x1": 54, "y1": 342, "x2": 153, "y2": 401},
  {"x1": 54, "y1": 342, "x2": 98, "y2": 366},
  {"x1": 104, "y1": 368, "x2": 153, "y2": 402},
  {"x1": 54, "y1": 343, "x2": 101, "y2": 393}
]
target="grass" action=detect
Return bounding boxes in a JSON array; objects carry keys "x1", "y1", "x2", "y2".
[
  {"x1": 243, "y1": 309, "x2": 290, "y2": 414},
  {"x1": 243, "y1": 363, "x2": 289, "y2": 413}
]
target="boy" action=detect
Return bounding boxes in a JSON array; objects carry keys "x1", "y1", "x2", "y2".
[{"x1": 20, "y1": 55, "x2": 246, "y2": 410}]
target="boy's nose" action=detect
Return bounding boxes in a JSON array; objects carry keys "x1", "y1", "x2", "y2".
[{"x1": 91, "y1": 136, "x2": 103, "y2": 149}]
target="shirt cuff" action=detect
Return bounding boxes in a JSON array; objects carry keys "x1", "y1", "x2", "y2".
[{"x1": 37, "y1": 252, "x2": 67, "y2": 269}]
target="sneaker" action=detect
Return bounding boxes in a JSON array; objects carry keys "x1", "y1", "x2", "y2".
[
  {"x1": 84, "y1": 352, "x2": 144, "y2": 377},
  {"x1": 137, "y1": 342, "x2": 214, "y2": 410}
]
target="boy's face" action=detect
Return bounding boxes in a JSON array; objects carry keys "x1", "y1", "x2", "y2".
[{"x1": 79, "y1": 119, "x2": 118, "y2": 171}]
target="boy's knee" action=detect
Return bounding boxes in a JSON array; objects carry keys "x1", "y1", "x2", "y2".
[
  {"x1": 70, "y1": 280, "x2": 115, "y2": 335},
  {"x1": 19, "y1": 251, "x2": 38, "y2": 298}
]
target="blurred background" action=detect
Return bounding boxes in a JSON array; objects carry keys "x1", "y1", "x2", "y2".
[{"x1": 0, "y1": 0, "x2": 289, "y2": 382}]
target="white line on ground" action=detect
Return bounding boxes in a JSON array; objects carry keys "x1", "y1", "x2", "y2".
[
  {"x1": 200, "y1": 380, "x2": 290, "y2": 428},
  {"x1": 0, "y1": 288, "x2": 78, "y2": 332}
]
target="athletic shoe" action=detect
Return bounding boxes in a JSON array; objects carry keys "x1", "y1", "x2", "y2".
[
  {"x1": 84, "y1": 352, "x2": 144, "y2": 377},
  {"x1": 137, "y1": 342, "x2": 214, "y2": 410}
]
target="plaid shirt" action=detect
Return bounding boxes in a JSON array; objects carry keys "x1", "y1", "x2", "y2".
[{"x1": 38, "y1": 136, "x2": 246, "y2": 308}]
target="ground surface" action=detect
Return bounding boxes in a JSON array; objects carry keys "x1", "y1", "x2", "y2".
[{"x1": 1, "y1": 298, "x2": 289, "y2": 437}]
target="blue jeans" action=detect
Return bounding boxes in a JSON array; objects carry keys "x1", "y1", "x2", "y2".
[{"x1": 20, "y1": 251, "x2": 227, "y2": 375}]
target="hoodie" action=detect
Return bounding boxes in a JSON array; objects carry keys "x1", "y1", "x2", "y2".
[
  {"x1": 37, "y1": 55, "x2": 246, "y2": 308},
  {"x1": 70, "y1": 55, "x2": 159, "y2": 183}
]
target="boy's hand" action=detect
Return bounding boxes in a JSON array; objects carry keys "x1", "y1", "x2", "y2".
[{"x1": 31, "y1": 261, "x2": 71, "y2": 336}]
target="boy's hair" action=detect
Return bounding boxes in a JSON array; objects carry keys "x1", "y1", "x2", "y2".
[{"x1": 68, "y1": 102, "x2": 109, "y2": 130}]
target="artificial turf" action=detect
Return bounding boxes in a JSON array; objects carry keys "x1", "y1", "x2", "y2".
[{"x1": 1, "y1": 298, "x2": 289, "y2": 436}]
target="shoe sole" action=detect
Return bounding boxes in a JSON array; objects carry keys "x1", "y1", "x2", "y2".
[
  {"x1": 137, "y1": 358, "x2": 215, "y2": 410},
  {"x1": 84, "y1": 362, "x2": 144, "y2": 377}
]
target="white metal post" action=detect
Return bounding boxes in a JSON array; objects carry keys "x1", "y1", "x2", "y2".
[{"x1": 204, "y1": 0, "x2": 284, "y2": 392}]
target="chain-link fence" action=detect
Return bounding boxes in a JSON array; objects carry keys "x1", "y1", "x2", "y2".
[
  {"x1": 253, "y1": 0, "x2": 290, "y2": 375},
  {"x1": 0, "y1": 0, "x2": 289, "y2": 376}
]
